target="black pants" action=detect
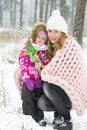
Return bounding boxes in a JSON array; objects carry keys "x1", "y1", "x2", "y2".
[
  {"x1": 38, "y1": 82, "x2": 72, "y2": 120},
  {"x1": 21, "y1": 83, "x2": 44, "y2": 121}
]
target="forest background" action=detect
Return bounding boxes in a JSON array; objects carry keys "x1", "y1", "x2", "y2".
[{"x1": 0, "y1": 0, "x2": 87, "y2": 45}]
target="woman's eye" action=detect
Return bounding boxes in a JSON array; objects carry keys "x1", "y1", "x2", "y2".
[
  {"x1": 48, "y1": 30, "x2": 52, "y2": 32},
  {"x1": 54, "y1": 30, "x2": 59, "y2": 33}
]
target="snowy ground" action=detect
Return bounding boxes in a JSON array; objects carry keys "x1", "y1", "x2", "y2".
[{"x1": 0, "y1": 38, "x2": 87, "y2": 130}]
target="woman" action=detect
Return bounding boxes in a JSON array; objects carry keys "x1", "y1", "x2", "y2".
[{"x1": 37, "y1": 10, "x2": 87, "y2": 130}]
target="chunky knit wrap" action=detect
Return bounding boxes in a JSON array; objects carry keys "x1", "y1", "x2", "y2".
[{"x1": 41, "y1": 38, "x2": 87, "y2": 116}]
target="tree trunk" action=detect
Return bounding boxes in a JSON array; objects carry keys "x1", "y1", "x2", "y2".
[
  {"x1": 73, "y1": 0, "x2": 86, "y2": 44},
  {"x1": 20, "y1": 0, "x2": 24, "y2": 29},
  {"x1": 34, "y1": 0, "x2": 38, "y2": 23},
  {"x1": 39, "y1": 0, "x2": 44, "y2": 21},
  {"x1": 10, "y1": 0, "x2": 13, "y2": 27},
  {"x1": 69, "y1": 0, "x2": 76, "y2": 33},
  {"x1": 0, "y1": 0, "x2": 3, "y2": 26},
  {"x1": 60, "y1": 0, "x2": 67, "y2": 20},
  {"x1": 44, "y1": 0, "x2": 50, "y2": 23},
  {"x1": 13, "y1": 0, "x2": 16, "y2": 28}
]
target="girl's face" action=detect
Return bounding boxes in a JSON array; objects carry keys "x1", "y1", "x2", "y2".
[
  {"x1": 35, "y1": 35, "x2": 46, "y2": 45},
  {"x1": 48, "y1": 29, "x2": 62, "y2": 43}
]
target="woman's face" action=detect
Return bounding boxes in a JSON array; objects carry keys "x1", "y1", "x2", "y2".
[{"x1": 48, "y1": 29, "x2": 62, "y2": 43}]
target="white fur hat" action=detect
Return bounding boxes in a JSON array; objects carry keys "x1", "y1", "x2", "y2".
[{"x1": 47, "y1": 10, "x2": 68, "y2": 33}]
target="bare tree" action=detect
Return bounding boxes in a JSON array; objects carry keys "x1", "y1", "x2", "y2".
[
  {"x1": 39, "y1": 0, "x2": 44, "y2": 21},
  {"x1": 60, "y1": 0, "x2": 67, "y2": 20},
  {"x1": 0, "y1": 0, "x2": 3, "y2": 26},
  {"x1": 49, "y1": 0, "x2": 52, "y2": 16},
  {"x1": 34, "y1": 0, "x2": 38, "y2": 23},
  {"x1": 13, "y1": 0, "x2": 17, "y2": 28},
  {"x1": 10, "y1": 0, "x2": 13, "y2": 27},
  {"x1": 50, "y1": 0, "x2": 55, "y2": 14},
  {"x1": 19, "y1": 0, "x2": 24, "y2": 29},
  {"x1": 73, "y1": 0, "x2": 86, "y2": 44},
  {"x1": 69, "y1": 0, "x2": 77, "y2": 33},
  {"x1": 44, "y1": 0, "x2": 50, "y2": 23},
  {"x1": 53, "y1": 0, "x2": 57, "y2": 10}
]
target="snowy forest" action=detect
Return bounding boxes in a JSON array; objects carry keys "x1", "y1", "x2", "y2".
[
  {"x1": 0, "y1": 0, "x2": 87, "y2": 43},
  {"x1": 0, "y1": 0, "x2": 87, "y2": 130}
]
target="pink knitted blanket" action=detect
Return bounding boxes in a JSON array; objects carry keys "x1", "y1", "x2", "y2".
[{"x1": 41, "y1": 38, "x2": 87, "y2": 116}]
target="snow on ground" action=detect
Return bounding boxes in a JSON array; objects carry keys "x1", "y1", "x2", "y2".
[{"x1": 0, "y1": 37, "x2": 87, "y2": 130}]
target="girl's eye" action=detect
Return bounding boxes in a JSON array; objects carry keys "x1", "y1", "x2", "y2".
[
  {"x1": 42, "y1": 37, "x2": 45, "y2": 40},
  {"x1": 48, "y1": 30, "x2": 59, "y2": 34},
  {"x1": 37, "y1": 36, "x2": 40, "y2": 38}
]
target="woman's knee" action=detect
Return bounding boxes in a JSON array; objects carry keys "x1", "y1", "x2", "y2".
[
  {"x1": 38, "y1": 94, "x2": 55, "y2": 111},
  {"x1": 38, "y1": 95, "x2": 46, "y2": 110},
  {"x1": 43, "y1": 82, "x2": 54, "y2": 97}
]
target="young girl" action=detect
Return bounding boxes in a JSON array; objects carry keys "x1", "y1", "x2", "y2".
[{"x1": 15, "y1": 22, "x2": 49, "y2": 126}]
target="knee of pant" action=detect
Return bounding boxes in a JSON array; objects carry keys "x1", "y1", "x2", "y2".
[
  {"x1": 37, "y1": 97, "x2": 43, "y2": 110},
  {"x1": 66, "y1": 101, "x2": 72, "y2": 110},
  {"x1": 43, "y1": 83, "x2": 52, "y2": 97},
  {"x1": 37, "y1": 96, "x2": 45, "y2": 111}
]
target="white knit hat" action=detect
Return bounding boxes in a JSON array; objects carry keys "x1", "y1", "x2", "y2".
[{"x1": 47, "y1": 10, "x2": 68, "y2": 33}]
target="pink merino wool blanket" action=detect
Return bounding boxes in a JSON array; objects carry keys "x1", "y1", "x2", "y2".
[{"x1": 41, "y1": 38, "x2": 87, "y2": 116}]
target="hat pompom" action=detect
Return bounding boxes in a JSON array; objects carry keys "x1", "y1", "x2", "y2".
[
  {"x1": 47, "y1": 10, "x2": 68, "y2": 33},
  {"x1": 52, "y1": 10, "x2": 60, "y2": 16}
]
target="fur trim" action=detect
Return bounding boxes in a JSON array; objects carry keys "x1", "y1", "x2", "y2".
[{"x1": 30, "y1": 23, "x2": 47, "y2": 44}]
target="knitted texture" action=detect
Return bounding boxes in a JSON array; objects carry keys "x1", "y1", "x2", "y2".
[{"x1": 41, "y1": 38, "x2": 87, "y2": 116}]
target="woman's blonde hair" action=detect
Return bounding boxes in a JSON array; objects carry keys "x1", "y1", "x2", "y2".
[{"x1": 30, "y1": 22, "x2": 47, "y2": 44}]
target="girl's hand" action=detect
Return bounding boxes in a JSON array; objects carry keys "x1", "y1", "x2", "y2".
[{"x1": 35, "y1": 62, "x2": 43, "y2": 69}]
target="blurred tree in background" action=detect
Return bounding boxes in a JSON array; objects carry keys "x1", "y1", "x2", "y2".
[
  {"x1": 73, "y1": 0, "x2": 86, "y2": 44},
  {"x1": 0, "y1": 0, "x2": 87, "y2": 44}
]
